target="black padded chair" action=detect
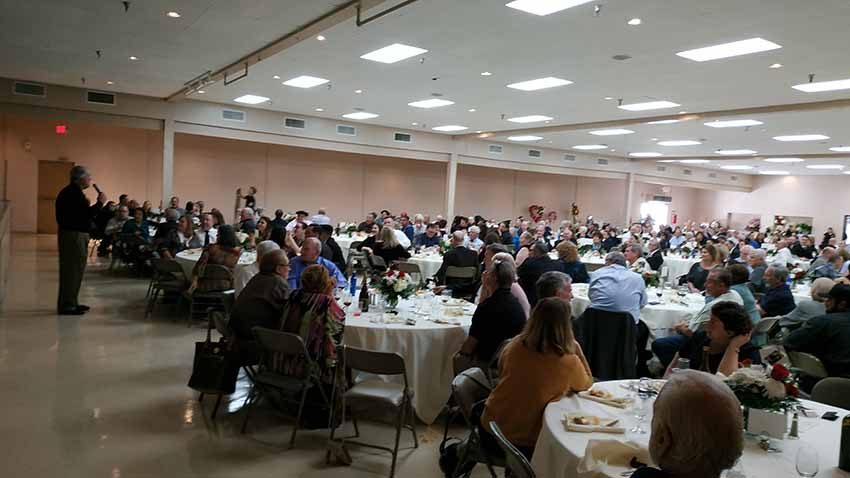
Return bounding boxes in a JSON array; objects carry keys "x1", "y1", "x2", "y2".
[{"x1": 573, "y1": 308, "x2": 638, "y2": 380}]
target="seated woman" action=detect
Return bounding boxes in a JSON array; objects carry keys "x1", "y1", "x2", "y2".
[
  {"x1": 555, "y1": 241, "x2": 589, "y2": 283},
  {"x1": 477, "y1": 249, "x2": 531, "y2": 318},
  {"x1": 682, "y1": 244, "x2": 719, "y2": 292},
  {"x1": 245, "y1": 216, "x2": 272, "y2": 249},
  {"x1": 480, "y1": 298, "x2": 593, "y2": 459},
  {"x1": 362, "y1": 225, "x2": 410, "y2": 266},
  {"x1": 191, "y1": 225, "x2": 242, "y2": 292},
  {"x1": 278, "y1": 265, "x2": 345, "y2": 427},
  {"x1": 590, "y1": 231, "x2": 605, "y2": 253},
  {"x1": 269, "y1": 226, "x2": 301, "y2": 258},
  {"x1": 665, "y1": 301, "x2": 760, "y2": 377},
  {"x1": 121, "y1": 207, "x2": 151, "y2": 242},
  {"x1": 514, "y1": 231, "x2": 535, "y2": 267},
  {"x1": 780, "y1": 277, "x2": 833, "y2": 330},
  {"x1": 356, "y1": 223, "x2": 381, "y2": 251},
  {"x1": 176, "y1": 215, "x2": 195, "y2": 250}
]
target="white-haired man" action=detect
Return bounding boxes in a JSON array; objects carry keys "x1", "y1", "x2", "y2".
[
  {"x1": 748, "y1": 248, "x2": 768, "y2": 293},
  {"x1": 771, "y1": 239, "x2": 793, "y2": 266},
  {"x1": 465, "y1": 225, "x2": 483, "y2": 251},
  {"x1": 633, "y1": 370, "x2": 743, "y2": 478},
  {"x1": 234, "y1": 240, "x2": 280, "y2": 297}
]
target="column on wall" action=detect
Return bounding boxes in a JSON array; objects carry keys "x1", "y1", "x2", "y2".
[
  {"x1": 445, "y1": 152, "x2": 458, "y2": 220},
  {"x1": 161, "y1": 118, "x2": 174, "y2": 207},
  {"x1": 624, "y1": 172, "x2": 635, "y2": 226}
]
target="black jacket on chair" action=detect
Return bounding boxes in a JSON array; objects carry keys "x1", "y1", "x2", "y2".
[
  {"x1": 435, "y1": 247, "x2": 479, "y2": 284},
  {"x1": 572, "y1": 308, "x2": 638, "y2": 381}
]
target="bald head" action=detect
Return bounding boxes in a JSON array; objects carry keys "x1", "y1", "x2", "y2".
[
  {"x1": 650, "y1": 370, "x2": 743, "y2": 478},
  {"x1": 301, "y1": 237, "x2": 322, "y2": 262}
]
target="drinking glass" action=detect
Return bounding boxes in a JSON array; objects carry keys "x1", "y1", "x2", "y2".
[
  {"x1": 795, "y1": 444, "x2": 819, "y2": 478},
  {"x1": 675, "y1": 358, "x2": 690, "y2": 371},
  {"x1": 630, "y1": 378, "x2": 652, "y2": 434}
]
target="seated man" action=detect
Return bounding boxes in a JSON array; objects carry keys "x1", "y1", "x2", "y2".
[
  {"x1": 414, "y1": 223, "x2": 442, "y2": 248},
  {"x1": 646, "y1": 239, "x2": 664, "y2": 271},
  {"x1": 588, "y1": 251, "x2": 647, "y2": 324},
  {"x1": 285, "y1": 210, "x2": 311, "y2": 231},
  {"x1": 758, "y1": 266, "x2": 796, "y2": 317},
  {"x1": 811, "y1": 254, "x2": 844, "y2": 280},
  {"x1": 770, "y1": 239, "x2": 793, "y2": 266},
  {"x1": 625, "y1": 243, "x2": 652, "y2": 274},
  {"x1": 633, "y1": 370, "x2": 743, "y2": 478},
  {"x1": 434, "y1": 231, "x2": 479, "y2": 285},
  {"x1": 152, "y1": 207, "x2": 182, "y2": 258},
  {"x1": 784, "y1": 283, "x2": 850, "y2": 379},
  {"x1": 357, "y1": 212, "x2": 377, "y2": 233},
  {"x1": 464, "y1": 225, "x2": 484, "y2": 252},
  {"x1": 239, "y1": 207, "x2": 257, "y2": 234},
  {"x1": 517, "y1": 241, "x2": 565, "y2": 306},
  {"x1": 808, "y1": 247, "x2": 836, "y2": 277},
  {"x1": 192, "y1": 212, "x2": 218, "y2": 248},
  {"x1": 270, "y1": 208, "x2": 287, "y2": 229},
  {"x1": 288, "y1": 237, "x2": 346, "y2": 290},
  {"x1": 234, "y1": 240, "x2": 280, "y2": 297},
  {"x1": 229, "y1": 250, "x2": 291, "y2": 341},
  {"x1": 748, "y1": 249, "x2": 769, "y2": 293},
  {"x1": 535, "y1": 270, "x2": 573, "y2": 301}
]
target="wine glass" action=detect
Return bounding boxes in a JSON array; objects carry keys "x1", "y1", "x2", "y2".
[
  {"x1": 630, "y1": 378, "x2": 652, "y2": 434},
  {"x1": 341, "y1": 289, "x2": 352, "y2": 312},
  {"x1": 795, "y1": 444, "x2": 819, "y2": 478}
]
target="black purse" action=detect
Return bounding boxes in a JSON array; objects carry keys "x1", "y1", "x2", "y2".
[{"x1": 187, "y1": 321, "x2": 239, "y2": 395}]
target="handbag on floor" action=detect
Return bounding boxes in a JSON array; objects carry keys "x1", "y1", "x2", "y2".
[{"x1": 187, "y1": 321, "x2": 239, "y2": 395}]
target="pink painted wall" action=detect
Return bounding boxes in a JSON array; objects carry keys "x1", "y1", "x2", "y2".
[{"x1": 2, "y1": 114, "x2": 162, "y2": 232}]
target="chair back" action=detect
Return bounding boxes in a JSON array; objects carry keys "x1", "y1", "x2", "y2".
[
  {"x1": 350, "y1": 241, "x2": 363, "y2": 251},
  {"x1": 488, "y1": 421, "x2": 536, "y2": 478},
  {"x1": 154, "y1": 257, "x2": 186, "y2": 281},
  {"x1": 201, "y1": 264, "x2": 233, "y2": 281},
  {"x1": 753, "y1": 317, "x2": 779, "y2": 334},
  {"x1": 344, "y1": 346, "x2": 407, "y2": 386},
  {"x1": 573, "y1": 308, "x2": 637, "y2": 380},
  {"x1": 394, "y1": 261, "x2": 424, "y2": 285},
  {"x1": 369, "y1": 255, "x2": 388, "y2": 270},
  {"x1": 446, "y1": 266, "x2": 478, "y2": 280},
  {"x1": 252, "y1": 327, "x2": 309, "y2": 358},
  {"x1": 811, "y1": 377, "x2": 850, "y2": 410},
  {"x1": 451, "y1": 368, "x2": 491, "y2": 425},
  {"x1": 787, "y1": 351, "x2": 829, "y2": 379}
]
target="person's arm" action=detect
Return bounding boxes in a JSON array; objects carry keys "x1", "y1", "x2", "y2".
[
  {"x1": 717, "y1": 333, "x2": 752, "y2": 376},
  {"x1": 570, "y1": 342, "x2": 594, "y2": 391},
  {"x1": 459, "y1": 336, "x2": 478, "y2": 356}
]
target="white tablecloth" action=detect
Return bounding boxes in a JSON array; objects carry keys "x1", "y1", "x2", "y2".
[
  {"x1": 661, "y1": 256, "x2": 700, "y2": 284},
  {"x1": 174, "y1": 248, "x2": 256, "y2": 278},
  {"x1": 532, "y1": 379, "x2": 850, "y2": 478},
  {"x1": 409, "y1": 253, "x2": 445, "y2": 280},
  {"x1": 570, "y1": 284, "x2": 705, "y2": 332},
  {"x1": 333, "y1": 234, "x2": 368, "y2": 261},
  {"x1": 343, "y1": 296, "x2": 474, "y2": 424}
]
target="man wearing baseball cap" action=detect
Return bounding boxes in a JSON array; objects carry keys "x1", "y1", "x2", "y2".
[{"x1": 784, "y1": 283, "x2": 850, "y2": 381}]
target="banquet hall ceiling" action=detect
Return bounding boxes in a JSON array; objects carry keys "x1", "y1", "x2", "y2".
[{"x1": 3, "y1": 0, "x2": 850, "y2": 175}]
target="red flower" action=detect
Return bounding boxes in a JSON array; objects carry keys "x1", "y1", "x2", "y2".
[
  {"x1": 386, "y1": 271, "x2": 393, "y2": 277},
  {"x1": 771, "y1": 364, "x2": 790, "y2": 381},
  {"x1": 785, "y1": 382, "x2": 799, "y2": 397},
  {"x1": 741, "y1": 359, "x2": 753, "y2": 367},
  {"x1": 398, "y1": 271, "x2": 406, "y2": 278}
]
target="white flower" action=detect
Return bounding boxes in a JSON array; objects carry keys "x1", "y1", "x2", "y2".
[
  {"x1": 765, "y1": 379, "x2": 786, "y2": 399},
  {"x1": 393, "y1": 280, "x2": 405, "y2": 292}
]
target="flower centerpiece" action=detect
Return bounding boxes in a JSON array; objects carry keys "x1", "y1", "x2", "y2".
[
  {"x1": 439, "y1": 238, "x2": 452, "y2": 256},
  {"x1": 577, "y1": 244, "x2": 592, "y2": 256},
  {"x1": 726, "y1": 363, "x2": 799, "y2": 413},
  {"x1": 642, "y1": 271, "x2": 660, "y2": 288},
  {"x1": 789, "y1": 267, "x2": 807, "y2": 288},
  {"x1": 680, "y1": 246, "x2": 692, "y2": 258},
  {"x1": 374, "y1": 270, "x2": 416, "y2": 310},
  {"x1": 345, "y1": 224, "x2": 358, "y2": 236}
]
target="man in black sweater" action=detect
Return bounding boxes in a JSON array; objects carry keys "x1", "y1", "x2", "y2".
[
  {"x1": 55, "y1": 165, "x2": 105, "y2": 315},
  {"x1": 517, "y1": 241, "x2": 564, "y2": 306},
  {"x1": 434, "y1": 231, "x2": 480, "y2": 294}
]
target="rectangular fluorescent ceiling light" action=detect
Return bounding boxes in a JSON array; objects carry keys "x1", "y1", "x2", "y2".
[
  {"x1": 676, "y1": 37, "x2": 782, "y2": 62},
  {"x1": 657, "y1": 140, "x2": 701, "y2": 146},
  {"x1": 773, "y1": 134, "x2": 830, "y2": 142},
  {"x1": 432, "y1": 125, "x2": 468, "y2": 132},
  {"x1": 360, "y1": 43, "x2": 428, "y2": 64},
  {"x1": 505, "y1": 0, "x2": 595, "y2": 16},
  {"x1": 573, "y1": 144, "x2": 608, "y2": 150},
  {"x1": 829, "y1": 146, "x2": 850, "y2": 152},
  {"x1": 806, "y1": 164, "x2": 845, "y2": 170},
  {"x1": 716, "y1": 149, "x2": 757, "y2": 155},
  {"x1": 282, "y1": 75, "x2": 329, "y2": 88},
  {"x1": 508, "y1": 135, "x2": 543, "y2": 141},
  {"x1": 408, "y1": 98, "x2": 455, "y2": 108},
  {"x1": 507, "y1": 115, "x2": 553, "y2": 123},
  {"x1": 589, "y1": 128, "x2": 634, "y2": 136},
  {"x1": 679, "y1": 159, "x2": 710, "y2": 164},
  {"x1": 721, "y1": 165, "x2": 754, "y2": 170},
  {"x1": 704, "y1": 119, "x2": 764, "y2": 128},
  {"x1": 764, "y1": 157, "x2": 803, "y2": 163},
  {"x1": 629, "y1": 152, "x2": 663, "y2": 157},
  {"x1": 619, "y1": 100, "x2": 680, "y2": 111},
  {"x1": 506, "y1": 77, "x2": 573, "y2": 91},
  {"x1": 233, "y1": 94, "x2": 269, "y2": 104},
  {"x1": 342, "y1": 112, "x2": 379, "y2": 120},
  {"x1": 760, "y1": 170, "x2": 789, "y2": 175},
  {"x1": 792, "y1": 78, "x2": 850, "y2": 93},
  {"x1": 646, "y1": 119, "x2": 680, "y2": 125}
]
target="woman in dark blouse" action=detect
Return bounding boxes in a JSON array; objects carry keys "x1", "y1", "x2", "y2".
[
  {"x1": 555, "y1": 241, "x2": 589, "y2": 283},
  {"x1": 683, "y1": 244, "x2": 719, "y2": 292},
  {"x1": 362, "y1": 226, "x2": 410, "y2": 266}
]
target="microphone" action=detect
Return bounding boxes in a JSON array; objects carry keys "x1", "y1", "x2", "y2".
[{"x1": 93, "y1": 183, "x2": 102, "y2": 194}]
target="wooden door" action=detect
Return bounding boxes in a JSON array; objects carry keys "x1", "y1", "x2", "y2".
[{"x1": 37, "y1": 161, "x2": 74, "y2": 234}]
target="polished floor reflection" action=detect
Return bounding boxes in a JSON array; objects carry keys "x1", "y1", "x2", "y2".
[{"x1": 0, "y1": 235, "x2": 477, "y2": 478}]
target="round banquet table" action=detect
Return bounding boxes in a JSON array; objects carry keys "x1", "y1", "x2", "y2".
[
  {"x1": 333, "y1": 233, "x2": 368, "y2": 261},
  {"x1": 174, "y1": 248, "x2": 257, "y2": 278},
  {"x1": 343, "y1": 296, "x2": 474, "y2": 424},
  {"x1": 661, "y1": 255, "x2": 700, "y2": 285},
  {"x1": 532, "y1": 379, "x2": 850, "y2": 478},
  {"x1": 569, "y1": 283, "x2": 705, "y2": 333},
  {"x1": 408, "y1": 253, "x2": 445, "y2": 280}
]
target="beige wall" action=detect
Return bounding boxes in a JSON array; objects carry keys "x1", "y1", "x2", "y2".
[
  {"x1": 2, "y1": 113, "x2": 163, "y2": 232},
  {"x1": 630, "y1": 182, "x2": 719, "y2": 226}
]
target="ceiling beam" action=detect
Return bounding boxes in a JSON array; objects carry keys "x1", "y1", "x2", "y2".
[
  {"x1": 165, "y1": 0, "x2": 388, "y2": 102},
  {"x1": 458, "y1": 97, "x2": 850, "y2": 140}
]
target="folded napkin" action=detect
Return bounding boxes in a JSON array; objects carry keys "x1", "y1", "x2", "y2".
[{"x1": 577, "y1": 439, "x2": 653, "y2": 478}]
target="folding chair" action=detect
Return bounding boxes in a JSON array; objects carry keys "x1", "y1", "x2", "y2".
[
  {"x1": 811, "y1": 377, "x2": 850, "y2": 410},
  {"x1": 329, "y1": 346, "x2": 417, "y2": 478},
  {"x1": 787, "y1": 351, "x2": 829, "y2": 379},
  {"x1": 241, "y1": 327, "x2": 331, "y2": 449},
  {"x1": 449, "y1": 368, "x2": 503, "y2": 478},
  {"x1": 186, "y1": 264, "x2": 234, "y2": 326},
  {"x1": 146, "y1": 258, "x2": 188, "y2": 317},
  {"x1": 445, "y1": 266, "x2": 479, "y2": 300},
  {"x1": 488, "y1": 421, "x2": 536, "y2": 478}
]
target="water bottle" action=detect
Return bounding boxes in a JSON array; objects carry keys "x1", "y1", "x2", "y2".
[
  {"x1": 840, "y1": 414, "x2": 850, "y2": 471},
  {"x1": 349, "y1": 274, "x2": 357, "y2": 297}
]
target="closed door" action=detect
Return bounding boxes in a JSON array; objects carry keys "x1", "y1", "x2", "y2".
[{"x1": 37, "y1": 161, "x2": 74, "y2": 234}]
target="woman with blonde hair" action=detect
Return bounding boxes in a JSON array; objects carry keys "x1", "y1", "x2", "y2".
[
  {"x1": 555, "y1": 241, "x2": 589, "y2": 283},
  {"x1": 476, "y1": 248, "x2": 531, "y2": 317},
  {"x1": 362, "y1": 224, "x2": 410, "y2": 266},
  {"x1": 480, "y1": 298, "x2": 593, "y2": 458}
]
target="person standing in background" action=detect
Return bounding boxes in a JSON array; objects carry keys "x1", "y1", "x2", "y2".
[{"x1": 55, "y1": 165, "x2": 106, "y2": 315}]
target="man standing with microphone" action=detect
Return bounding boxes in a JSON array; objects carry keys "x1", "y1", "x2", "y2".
[{"x1": 55, "y1": 165, "x2": 106, "y2": 315}]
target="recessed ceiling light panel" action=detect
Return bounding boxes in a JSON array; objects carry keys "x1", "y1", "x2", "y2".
[
  {"x1": 829, "y1": 146, "x2": 850, "y2": 152},
  {"x1": 408, "y1": 98, "x2": 455, "y2": 108},
  {"x1": 629, "y1": 152, "x2": 663, "y2": 157},
  {"x1": 627, "y1": 18, "x2": 642, "y2": 25},
  {"x1": 508, "y1": 135, "x2": 543, "y2": 141},
  {"x1": 505, "y1": 0, "x2": 595, "y2": 16},
  {"x1": 432, "y1": 125, "x2": 468, "y2": 132},
  {"x1": 679, "y1": 159, "x2": 710, "y2": 164},
  {"x1": 657, "y1": 140, "x2": 702, "y2": 146},
  {"x1": 773, "y1": 134, "x2": 830, "y2": 142},
  {"x1": 589, "y1": 128, "x2": 634, "y2": 136},
  {"x1": 507, "y1": 115, "x2": 553, "y2": 123},
  {"x1": 760, "y1": 170, "x2": 789, "y2": 175},
  {"x1": 676, "y1": 37, "x2": 782, "y2": 62},
  {"x1": 166, "y1": 11, "x2": 181, "y2": 18},
  {"x1": 506, "y1": 77, "x2": 573, "y2": 91},
  {"x1": 806, "y1": 164, "x2": 845, "y2": 170},
  {"x1": 721, "y1": 165, "x2": 754, "y2": 170},
  {"x1": 342, "y1": 112, "x2": 379, "y2": 120},
  {"x1": 763, "y1": 157, "x2": 804, "y2": 163},
  {"x1": 233, "y1": 94, "x2": 269, "y2": 104},
  {"x1": 282, "y1": 75, "x2": 329, "y2": 88},
  {"x1": 704, "y1": 119, "x2": 764, "y2": 128},
  {"x1": 618, "y1": 100, "x2": 680, "y2": 111},
  {"x1": 360, "y1": 43, "x2": 428, "y2": 64},
  {"x1": 646, "y1": 119, "x2": 680, "y2": 125},
  {"x1": 572, "y1": 144, "x2": 608, "y2": 150},
  {"x1": 716, "y1": 149, "x2": 757, "y2": 155},
  {"x1": 792, "y1": 78, "x2": 850, "y2": 93}
]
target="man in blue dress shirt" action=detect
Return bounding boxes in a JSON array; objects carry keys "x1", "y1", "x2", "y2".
[
  {"x1": 288, "y1": 237, "x2": 346, "y2": 290},
  {"x1": 588, "y1": 251, "x2": 648, "y2": 324}
]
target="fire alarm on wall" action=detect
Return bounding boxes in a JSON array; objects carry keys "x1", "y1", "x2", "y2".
[
  {"x1": 55, "y1": 125, "x2": 67, "y2": 135},
  {"x1": 23, "y1": 140, "x2": 32, "y2": 152}
]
